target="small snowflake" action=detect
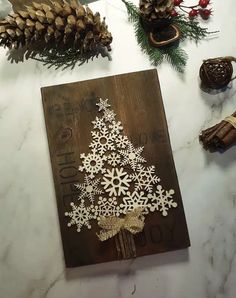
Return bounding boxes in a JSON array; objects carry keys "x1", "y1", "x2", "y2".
[
  {"x1": 92, "y1": 116, "x2": 106, "y2": 131},
  {"x1": 75, "y1": 176, "x2": 103, "y2": 203},
  {"x1": 103, "y1": 109, "x2": 116, "y2": 123},
  {"x1": 130, "y1": 164, "x2": 160, "y2": 192},
  {"x1": 91, "y1": 196, "x2": 121, "y2": 220},
  {"x1": 109, "y1": 121, "x2": 123, "y2": 135},
  {"x1": 120, "y1": 191, "x2": 149, "y2": 214},
  {"x1": 96, "y1": 98, "x2": 110, "y2": 111},
  {"x1": 119, "y1": 141, "x2": 146, "y2": 170},
  {"x1": 115, "y1": 134, "x2": 129, "y2": 149},
  {"x1": 79, "y1": 149, "x2": 107, "y2": 178},
  {"x1": 101, "y1": 167, "x2": 132, "y2": 196},
  {"x1": 107, "y1": 152, "x2": 121, "y2": 167},
  {"x1": 90, "y1": 126, "x2": 115, "y2": 155},
  {"x1": 148, "y1": 185, "x2": 177, "y2": 216},
  {"x1": 65, "y1": 200, "x2": 92, "y2": 232}
]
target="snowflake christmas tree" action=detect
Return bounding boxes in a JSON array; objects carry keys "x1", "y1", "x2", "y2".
[{"x1": 65, "y1": 98, "x2": 178, "y2": 234}]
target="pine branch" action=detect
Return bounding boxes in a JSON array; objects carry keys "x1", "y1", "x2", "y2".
[{"x1": 121, "y1": 0, "x2": 139, "y2": 22}]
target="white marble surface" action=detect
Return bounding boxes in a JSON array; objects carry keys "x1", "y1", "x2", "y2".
[{"x1": 1, "y1": 1, "x2": 236, "y2": 297}]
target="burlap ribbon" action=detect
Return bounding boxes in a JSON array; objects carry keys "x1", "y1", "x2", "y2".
[
  {"x1": 97, "y1": 208, "x2": 145, "y2": 241},
  {"x1": 224, "y1": 116, "x2": 236, "y2": 129}
]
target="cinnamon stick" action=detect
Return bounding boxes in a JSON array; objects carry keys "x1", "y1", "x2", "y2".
[{"x1": 199, "y1": 112, "x2": 236, "y2": 152}]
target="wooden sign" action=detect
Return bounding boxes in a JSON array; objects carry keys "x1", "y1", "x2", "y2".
[{"x1": 41, "y1": 69, "x2": 190, "y2": 267}]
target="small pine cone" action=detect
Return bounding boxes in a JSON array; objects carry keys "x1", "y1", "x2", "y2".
[
  {"x1": 140, "y1": 0, "x2": 174, "y2": 21},
  {"x1": 0, "y1": 1, "x2": 112, "y2": 52}
]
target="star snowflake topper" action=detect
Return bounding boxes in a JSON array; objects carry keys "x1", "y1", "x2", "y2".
[{"x1": 65, "y1": 98, "x2": 178, "y2": 233}]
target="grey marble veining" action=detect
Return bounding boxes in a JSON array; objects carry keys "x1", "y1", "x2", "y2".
[{"x1": 0, "y1": 0, "x2": 236, "y2": 297}]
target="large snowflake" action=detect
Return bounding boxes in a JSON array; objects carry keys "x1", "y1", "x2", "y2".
[
  {"x1": 79, "y1": 149, "x2": 107, "y2": 178},
  {"x1": 120, "y1": 191, "x2": 149, "y2": 214},
  {"x1": 65, "y1": 200, "x2": 92, "y2": 232},
  {"x1": 130, "y1": 164, "x2": 160, "y2": 192},
  {"x1": 119, "y1": 141, "x2": 146, "y2": 170},
  {"x1": 75, "y1": 176, "x2": 103, "y2": 203},
  {"x1": 91, "y1": 196, "x2": 121, "y2": 220},
  {"x1": 148, "y1": 185, "x2": 177, "y2": 216},
  {"x1": 90, "y1": 126, "x2": 115, "y2": 155},
  {"x1": 101, "y1": 167, "x2": 132, "y2": 196}
]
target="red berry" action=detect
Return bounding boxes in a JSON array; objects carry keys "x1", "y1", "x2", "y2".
[
  {"x1": 189, "y1": 9, "x2": 199, "y2": 18},
  {"x1": 170, "y1": 8, "x2": 178, "y2": 17},
  {"x1": 174, "y1": 0, "x2": 183, "y2": 6},
  {"x1": 199, "y1": 8, "x2": 212, "y2": 19},
  {"x1": 199, "y1": 0, "x2": 210, "y2": 8}
]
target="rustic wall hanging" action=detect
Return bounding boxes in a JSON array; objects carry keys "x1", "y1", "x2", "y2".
[
  {"x1": 0, "y1": 1, "x2": 112, "y2": 69},
  {"x1": 41, "y1": 69, "x2": 190, "y2": 267},
  {"x1": 122, "y1": 0, "x2": 216, "y2": 72}
]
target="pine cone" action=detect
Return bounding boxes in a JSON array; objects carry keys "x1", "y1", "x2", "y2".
[
  {"x1": 0, "y1": 1, "x2": 112, "y2": 53},
  {"x1": 140, "y1": 0, "x2": 174, "y2": 21}
]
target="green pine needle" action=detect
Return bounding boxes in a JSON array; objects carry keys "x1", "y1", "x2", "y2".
[{"x1": 121, "y1": 0, "x2": 215, "y2": 72}]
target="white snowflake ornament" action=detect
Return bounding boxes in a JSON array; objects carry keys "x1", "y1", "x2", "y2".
[
  {"x1": 75, "y1": 176, "x2": 103, "y2": 203},
  {"x1": 103, "y1": 109, "x2": 116, "y2": 123},
  {"x1": 96, "y1": 98, "x2": 110, "y2": 111},
  {"x1": 107, "y1": 152, "x2": 121, "y2": 167},
  {"x1": 79, "y1": 149, "x2": 107, "y2": 178},
  {"x1": 91, "y1": 197, "x2": 121, "y2": 220},
  {"x1": 120, "y1": 191, "x2": 149, "y2": 214},
  {"x1": 115, "y1": 134, "x2": 129, "y2": 149},
  {"x1": 148, "y1": 185, "x2": 177, "y2": 216},
  {"x1": 90, "y1": 126, "x2": 115, "y2": 155},
  {"x1": 109, "y1": 121, "x2": 123, "y2": 135},
  {"x1": 119, "y1": 141, "x2": 146, "y2": 170},
  {"x1": 65, "y1": 200, "x2": 92, "y2": 232},
  {"x1": 130, "y1": 164, "x2": 160, "y2": 192},
  {"x1": 101, "y1": 167, "x2": 132, "y2": 196},
  {"x1": 92, "y1": 116, "x2": 106, "y2": 131}
]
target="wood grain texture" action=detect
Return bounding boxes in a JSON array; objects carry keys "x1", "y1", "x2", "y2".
[{"x1": 41, "y1": 69, "x2": 190, "y2": 267}]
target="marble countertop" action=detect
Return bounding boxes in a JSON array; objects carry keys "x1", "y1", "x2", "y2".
[{"x1": 1, "y1": 1, "x2": 236, "y2": 297}]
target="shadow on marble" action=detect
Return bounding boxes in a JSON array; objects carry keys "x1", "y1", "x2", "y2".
[
  {"x1": 203, "y1": 144, "x2": 236, "y2": 169},
  {"x1": 65, "y1": 248, "x2": 189, "y2": 280}
]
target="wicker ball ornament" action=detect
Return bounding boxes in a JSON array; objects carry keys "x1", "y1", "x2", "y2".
[{"x1": 200, "y1": 57, "x2": 236, "y2": 89}]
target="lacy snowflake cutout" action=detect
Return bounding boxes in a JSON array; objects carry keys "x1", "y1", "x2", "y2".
[
  {"x1": 65, "y1": 200, "x2": 92, "y2": 232},
  {"x1": 90, "y1": 127, "x2": 115, "y2": 155},
  {"x1": 109, "y1": 121, "x2": 123, "y2": 135},
  {"x1": 91, "y1": 197, "x2": 121, "y2": 220},
  {"x1": 103, "y1": 109, "x2": 116, "y2": 123},
  {"x1": 115, "y1": 134, "x2": 129, "y2": 149},
  {"x1": 107, "y1": 152, "x2": 121, "y2": 167},
  {"x1": 92, "y1": 116, "x2": 106, "y2": 131},
  {"x1": 120, "y1": 191, "x2": 149, "y2": 214},
  {"x1": 75, "y1": 176, "x2": 103, "y2": 203},
  {"x1": 130, "y1": 164, "x2": 160, "y2": 192},
  {"x1": 79, "y1": 149, "x2": 107, "y2": 178},
  {"x1": 119, "y1": 141, "x2": 146, "y2": 170},
  {"x1": 96, "y1": 98, "x2": 110, "y2": 111},
  {"x1": 148, "y1": 185, "x2": 177, "y2": 216},
  {"x1": 101, "y1": 167, "x2": 132, "y2": 196}
]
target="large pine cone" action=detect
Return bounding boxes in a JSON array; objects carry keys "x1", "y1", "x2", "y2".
[
  {"x1": 140, "y1": 0, "x2": 174, "y2": 21},
  {"x1": 0, "y1": 1, "x2": 112, "y2": 53}
]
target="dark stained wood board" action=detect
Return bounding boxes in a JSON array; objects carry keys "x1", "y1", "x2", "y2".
[{"x1": 41, "y1": 69, "x2": 190, "y2": 267}]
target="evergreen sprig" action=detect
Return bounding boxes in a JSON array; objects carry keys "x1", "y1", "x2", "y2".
[{"x1": 121, "y1": 0, "x2": 215, "y2": 72}]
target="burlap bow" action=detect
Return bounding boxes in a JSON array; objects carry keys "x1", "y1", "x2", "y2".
[{"x1": 97, "y1": 208, "x2": 145, "y2": 241}]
